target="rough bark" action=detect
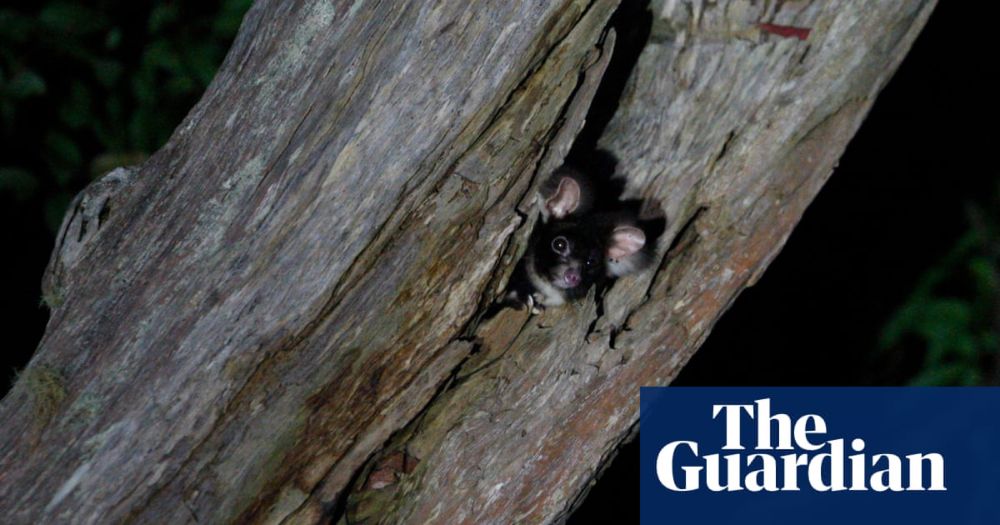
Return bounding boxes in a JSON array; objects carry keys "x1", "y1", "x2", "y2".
[{"x1": 0, "y1": 1, "x2": 934, "y2": 524}]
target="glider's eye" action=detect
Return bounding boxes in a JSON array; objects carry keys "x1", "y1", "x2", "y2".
[{"x1": 551, "y1": 236, "x2": 569, "y2": 255}]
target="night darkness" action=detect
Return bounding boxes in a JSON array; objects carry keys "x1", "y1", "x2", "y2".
[
  {"x1": 1, "y1": 2, "x2": 996, "y2": 523},
  {"x1": 571, "y1": 2, "x2": 998, "y2": 522}
]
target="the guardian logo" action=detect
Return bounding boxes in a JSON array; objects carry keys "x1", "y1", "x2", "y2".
[
  {"x1": 656, "y1": 398, "x2": 946, "y2": 493},
  {"x1": 641, "y1": 388, "x2": 1000, "y2": 524}
]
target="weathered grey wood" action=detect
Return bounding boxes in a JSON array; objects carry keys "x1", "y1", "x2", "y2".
[
  {"x1": 337, "y1": 1, "x2": 937, "y2": 524},
  {"x1": 0, "y1": 0, "x2": 933, "y2": 524}
]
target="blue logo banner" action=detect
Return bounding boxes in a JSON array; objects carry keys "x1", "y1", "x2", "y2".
[{"x1": 640, "y1": 387, "x2": 1000, "y2": 524}]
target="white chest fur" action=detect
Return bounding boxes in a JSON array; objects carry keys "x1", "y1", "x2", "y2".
[{"x1": 525, "y1": 254, "x2": 566, "y2": 306}]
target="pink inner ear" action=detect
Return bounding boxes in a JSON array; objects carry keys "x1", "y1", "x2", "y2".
[
  {"x1": 608, "y1": 226, "x2": 645, "y2": 259},
  {"x1": 545, "y1": 177, "x2": 581, "y2": 219}
]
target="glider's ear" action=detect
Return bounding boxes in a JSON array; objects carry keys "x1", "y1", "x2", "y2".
[
  {"x1": 543, "y1": 176, "x2": 582, "y2": 220},
  {"x1": 607, "y1": 225, "x2": 645, "y2": 260}
]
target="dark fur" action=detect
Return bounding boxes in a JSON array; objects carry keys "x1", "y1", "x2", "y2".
[{"x1": 497, "y1": 163, "x2": 664, "y2": 313}]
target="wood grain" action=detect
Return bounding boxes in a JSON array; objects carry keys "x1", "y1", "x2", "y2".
[{"x1": 0, "y1": 1, "x2": 934, "y2": 523}]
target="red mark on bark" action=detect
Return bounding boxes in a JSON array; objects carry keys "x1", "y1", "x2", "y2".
[
  {"x1": 365, "y1": 467, "x2": 397, "y2": 490},
  {"x1": 758, "y1": 23, "x2": 811, "y2": 41},
  {"x1": 363, "y1": 450, "x2": 421, "y2": 490}
]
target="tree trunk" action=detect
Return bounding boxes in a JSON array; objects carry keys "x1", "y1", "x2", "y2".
[{"x1": 0, "y1": 1, "x2": 934, "y2": 523}]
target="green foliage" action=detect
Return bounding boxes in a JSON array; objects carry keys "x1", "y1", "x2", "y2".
[
  {"x1": 0, "y1": 166, "x2": 37, "y2": 201},
  {"x1": 0, "y1": 0, "x2": 252, "y2": 231},
  {"x1": 880, "y1": 189, "x2": 1000, "y2": 385}
]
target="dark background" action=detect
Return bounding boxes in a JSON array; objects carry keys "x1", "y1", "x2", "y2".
[
  {"x1": 572, "y1": 2, "x2": 999, "y2": 522},
  {"x1": 1, "y1": 1, "x2": 996, "y2": 523}
]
